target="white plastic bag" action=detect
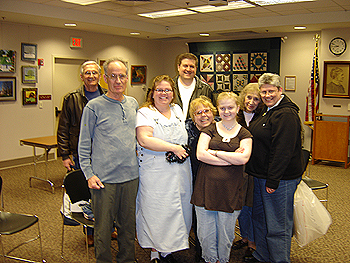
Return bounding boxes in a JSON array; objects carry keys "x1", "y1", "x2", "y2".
[{"x1": 293, "y1": 180, "x2": 332, "y2": 247}]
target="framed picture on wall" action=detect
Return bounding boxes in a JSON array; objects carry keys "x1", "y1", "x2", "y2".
[
  {"x1": 0, "y1": 77, "x2": 16, "y2": 101},
  {"x1": 285, "y1": 76, "x2": 296, "y2": 91},
  {"x1": 131, "y1": 65, "x2": 147, "y2": 85},
  {"x1": 0, "y1": 50, "x2": 16, "y2": 73},
  {"x1": 22, "y1": 88, "x2": 38, "y2": 105},
  {"x1": 22, "y1": 66, "x2": 38, "y2": 84},
  {"x1": 323, "y1": 61, "x2": 350, "y2": 99},
  {"x1": 21, "y1": 43, "x2": 37, "y2": 61}
]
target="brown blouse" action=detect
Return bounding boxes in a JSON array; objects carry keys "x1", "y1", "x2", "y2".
[{"x1": 191, "y1": 123, "x2": 252, "y2": 213}]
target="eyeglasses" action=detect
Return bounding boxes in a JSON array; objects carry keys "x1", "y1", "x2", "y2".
[
  {"x1": 155, "y1": 89, "x2": 173, "y2": 94},
  {"x1": 84, "y1": 71, "x2": 99, "y2": 76},
  {"x1": 194, "y1": 109, "x2": 211, "y2": 116},
  {"x1": 105, "y1": 73, "x2": 127, "y2": 81},
  {"x1": 260, "y1": 89, "x2": 279, "y2": 96}
]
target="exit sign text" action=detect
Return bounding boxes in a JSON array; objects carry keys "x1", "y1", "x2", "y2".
[{"x1": 70, "y1": 37, "x2": 83, "y2": 48}]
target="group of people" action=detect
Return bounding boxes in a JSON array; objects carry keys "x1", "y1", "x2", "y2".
[{"x1": 57, "y1": 52, "x2": 304, "y2": 263}]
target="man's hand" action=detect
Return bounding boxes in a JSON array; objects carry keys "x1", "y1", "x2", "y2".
[
  {"x1": 266, "y1": 187, "x2": 275, "y2": 194},
  {"x1": 62, "y1": 158, "x2": 74, "y2": 171},
  {"x1": 88, "y1": 175, "x2": 105, "y2": 189}
]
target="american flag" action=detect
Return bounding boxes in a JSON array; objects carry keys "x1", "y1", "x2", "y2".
[{"x1": 305, "y1": 39, "x2": 319, "y2": 124}]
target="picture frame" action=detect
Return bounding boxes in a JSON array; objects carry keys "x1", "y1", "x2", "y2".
[
  {"x1": 22, "y1": 66, "x2": 38, "y2": 84},
  {"x1": 131, "y1": 65, "x2": 147, "y2": 85},
  {"x1": 21, "y1": 43, "x2": 37, "y2": 61},
  {"x1": 22, "y1": 88, "x2": 38, "y2": 105},
  {"x1": 0, "y1": 50, "x2": 16, "y2": 73},
  {"x1": 0, "y1": 77, "x2": 16, "y2": 101},
  {"x1": 284, "y1": 76, "x2": 296, "y2": 91},
  {"x1": 323, "y1": 61, "x2": 350, "y2": 99}
]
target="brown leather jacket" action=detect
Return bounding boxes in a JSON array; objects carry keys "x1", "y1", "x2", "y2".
[{"x1": 57, "y1": 85, "x2": 105, "y2": 160}]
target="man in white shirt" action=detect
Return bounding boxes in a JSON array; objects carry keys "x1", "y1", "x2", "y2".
[{"x1": 173, "y1": 53, "x2": 215, "y2": 119}]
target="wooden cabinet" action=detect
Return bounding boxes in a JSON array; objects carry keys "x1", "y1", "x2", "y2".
[{"x1": 312, "y1": 114, "x2": 350, "y2": 168}]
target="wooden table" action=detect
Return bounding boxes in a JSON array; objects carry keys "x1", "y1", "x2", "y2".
[{"x1": 20, "y1": 135, "x2": 58, "y2": 193}]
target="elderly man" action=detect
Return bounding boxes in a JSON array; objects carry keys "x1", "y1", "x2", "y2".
[
  {"x1": 79, "y1": 58, "x2": 139, "y2": 263},
  {"x1": 173, "y1": 53, "x2": 215, "y2": 119},
  {"x1": 57, "y1": 60, "x2": 105, "y2": 246}
]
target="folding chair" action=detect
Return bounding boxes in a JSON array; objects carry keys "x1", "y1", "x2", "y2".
[
  {"x1": 0, "y1": 176, "x2": 45, "y2": 263},
  {"x1": 301, "y1": 149, "x2": 329, "y2": 208},
  {"x1": 61, "y1": 169, "x2": 93, "y2": 262}
]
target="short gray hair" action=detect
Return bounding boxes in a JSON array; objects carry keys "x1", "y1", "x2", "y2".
[
  {"x1": 80, "y1": 61, "x2": 101, "y2": 74},
  {"x1": 258, "y1": 73, "x2": 281, "y2": 88},
  {"x1": 103, "y1": 58, "x2": 128, "y2": 75}
]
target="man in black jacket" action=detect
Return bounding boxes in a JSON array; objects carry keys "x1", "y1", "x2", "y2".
[
  {"x1": 57, "y1": 60, "x2": 105, "y2": 171},
  {"x1": 173, "y1": 53, "x2": 215, "y2": 119}
]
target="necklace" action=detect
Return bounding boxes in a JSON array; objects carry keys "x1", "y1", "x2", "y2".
[{"x1": 222, "y1": 122, "x2": 236, "y2": 131}]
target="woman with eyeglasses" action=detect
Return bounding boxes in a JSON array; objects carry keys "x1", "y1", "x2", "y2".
[
  {"x1": 191, "y1": 92, "x2": 252, "y2": 263},
  {"x1": 245, "y1": 73, "x2": 303, "y2": 263},
  {"x1": 135, "y1": 75, "x2": 192, "y2": 263}
]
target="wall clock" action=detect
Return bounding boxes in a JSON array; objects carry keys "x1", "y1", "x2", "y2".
[{"x1": 329, "y1": 37, "x2": 347, "y2": 56}]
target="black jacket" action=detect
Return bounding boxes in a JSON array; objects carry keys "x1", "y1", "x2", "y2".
[
  {"x1": 245, "y1": 95, "x2": 304, "y2": 189},
  {"x1": 57, "y1": 85, "x2": 105, "y2": 160}
]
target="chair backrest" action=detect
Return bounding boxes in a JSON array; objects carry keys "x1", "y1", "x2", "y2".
[
  {"x1": 301, "y1": 148, "x2": 310, "y2": 175},
  {"x1": 63, "y1": 169, "x2": 91, "y2": 204}
]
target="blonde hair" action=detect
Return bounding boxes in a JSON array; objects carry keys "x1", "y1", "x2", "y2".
[
  {"x1": 217, "y1": 92, "x2": 239, "y2": 106},
  {"x1": 189, "y1": 96, "x2": 217, "y2": 122},
  {"x1": 238, "y1": 83, "x2": 261, "y2": 110}
]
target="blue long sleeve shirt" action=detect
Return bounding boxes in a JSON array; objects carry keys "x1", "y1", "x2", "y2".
[{"x1": 78, "y1": 94, "x2": 139, "y2": 183}]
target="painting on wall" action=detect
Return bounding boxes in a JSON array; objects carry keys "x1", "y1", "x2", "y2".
[
  {"x1": 323, "y1": 61, "x2": 350, "y2": 99},
  {"x1": 216, "y1": 74, "x2": 231, "y2": 91},
  {"x1": 232, "y1": 54, "x2": 248, "y2": 71},
  {"x1": 250, "y1": 52, "x2": 267, "y2": 71},
  {"x1": 216, "y1": 53, "x2": 231, "y2": 72},
  {"x1": 21, "y1": 43, "x2": 37, "y2": 61},
  {"x1": 200, "y1": 73, "x2": 215, "y2": 89},
  {"x1": 0, "y1": 77, "x2": 16, "y2": 101},
  {"x1": 233, "y1": 74, "x2": 248, "y2": 91},
  {"x1": 200, "y1": 54, "x2": 214, "y2": 72},
  {"x1": 131, "y1": 65, "x2": 147, "y2": 85},
  {"x1": 0, "y1": 50, "x2": 16, "y2": 73},
  {"x1": 22, "y1": 66, "x2": 38, "y2": 84},
  {"x1": 22, "y1": 88, "x2": 37, "y2": 105}
]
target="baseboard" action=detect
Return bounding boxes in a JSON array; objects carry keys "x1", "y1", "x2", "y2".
[{"x1": 0, "y1": 153, "x2": 56, "y2": 170}]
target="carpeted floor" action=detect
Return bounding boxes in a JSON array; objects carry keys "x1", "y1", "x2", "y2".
[{"x1": 0, "y1": 159, "x2": 349, "y2": 262}]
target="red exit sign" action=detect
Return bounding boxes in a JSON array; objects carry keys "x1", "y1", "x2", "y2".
[{"x1": 70, "y1": 37, "x2": 83, "y2": 48}]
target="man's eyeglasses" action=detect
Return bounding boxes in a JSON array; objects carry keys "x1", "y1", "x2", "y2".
[
  {"x1": 194, "y1": 109, "x2": 211, "y2": 116},
  {"x1": 84, "y1": 71, "x2": 99, "y2": 76},
  {"x1": 105, "y1": 73, "x2": 127, "y2": 81},
  {"x1": 155, "y1": 89, "x2": 173, "y2": 94},
  {"x1": 260, "y1": 89, "x2": 278, "y2": 96}
]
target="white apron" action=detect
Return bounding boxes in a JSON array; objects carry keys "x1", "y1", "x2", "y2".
[{"x1": 136, "y1": 104, "x2": 192, "y2": 253}]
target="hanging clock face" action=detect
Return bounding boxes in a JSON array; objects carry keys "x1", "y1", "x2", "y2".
[{"x1": 329, "y1": 37, "x2": 347, "y2": 56}]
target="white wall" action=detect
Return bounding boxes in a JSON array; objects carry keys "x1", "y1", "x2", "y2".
[{"x1": 1, "y1": 21, "x2": 350, "y2": 163}]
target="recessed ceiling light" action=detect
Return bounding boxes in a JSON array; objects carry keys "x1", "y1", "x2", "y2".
[
  {"x1": 190, "y1": 1, "x2": 254, "y2": 13},
  {"x1": 130, "y1": 32, "x2": 141, "y2": 35},
  {"x1": 253, "y1": 0, "x2": 314, "y2": 5},
  {"x1": 61, "y1": 0, "x2": 108, "y2": 5},
  {"x1": 65, "y1": 23, "x2": 77, "y2": 27},
  {"x1": 138, "y1": 9, "x2": 196, "y2": 19},
  {"x1": 199, "y1": 33, "x2": 210, "y2": 37},
  {"x1": 294, "y1": 26, "x2": 306, "y2": 30}
]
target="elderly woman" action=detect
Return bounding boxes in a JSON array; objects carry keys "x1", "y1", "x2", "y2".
[
  {"x1": 136, "y1": 75, "x2": 192, "y2": 263},
  {"x1": 191, "y1": 92, "x2": 252, "y2": 263},
  {"x1": 246, "y1": 73, "x2": 303, "y2": 263},
  {"x1": 186, "y1": 96, "x2": 217, "y2": 262},
  {"x1": 232, "y1": 83, "x2": 262, "y2": 259}
]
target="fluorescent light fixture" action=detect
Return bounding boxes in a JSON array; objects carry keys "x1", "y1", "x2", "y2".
[
  {"x1": 199, "y1": 33, "x2": 210, "y2": 37},
  {"x1": 65, "y1": 23, "x2": 77, "y2": 27},
  {"x1": 190, "y1": 1, "x2": 254, "y2": 13},
  {"x1": 61, "y1": 0, "x2": 108, "y2": 5},
  {"x1": 130, "y1": 32, "x2": 141, "y2": 35},
  {"x1": 138, "y1": 9, "x2": 196, "y2": 19},
  {"x1": 294, "y1": 26, "x2": 306, "y2": 30},
  {"x1": 252, "y1": 0, "x2": 314, "y2": 6}
]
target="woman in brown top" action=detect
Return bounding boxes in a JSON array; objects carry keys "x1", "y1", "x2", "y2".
[{"x1": 191, "y1": 92, "x2": 252, "y2": 263}]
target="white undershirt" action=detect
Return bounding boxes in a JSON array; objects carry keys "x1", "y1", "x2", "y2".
[
  {"x1": 243, "y1": 111, "x2": 254, "y2": 127},
  {"x1": 178, "y1": 78, "x2": 196, "y2": 118}
]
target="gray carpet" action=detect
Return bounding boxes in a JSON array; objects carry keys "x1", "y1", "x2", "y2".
[{"x1": 0, "y1": 159, "x2": 348, "y2": 262}]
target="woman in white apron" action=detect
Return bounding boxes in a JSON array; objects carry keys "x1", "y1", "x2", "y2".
[{"x1": 136, "y1": 75, "x2": 192, "y2": 263}]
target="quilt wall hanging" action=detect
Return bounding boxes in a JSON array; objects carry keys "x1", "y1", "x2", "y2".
[{"x1": 189, "y1": 37, "x2": 281, "y2": 93}]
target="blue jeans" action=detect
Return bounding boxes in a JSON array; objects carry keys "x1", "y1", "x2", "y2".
[
  {"x1": 252, "y1": 177, "x2": 301, "y2": 263},
  {"x1": 238, "y1": 206, "x2": 254, "y2": 242},
  {"x1": 195, "y1": 206, "x2": 240, "y2": 263}
]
